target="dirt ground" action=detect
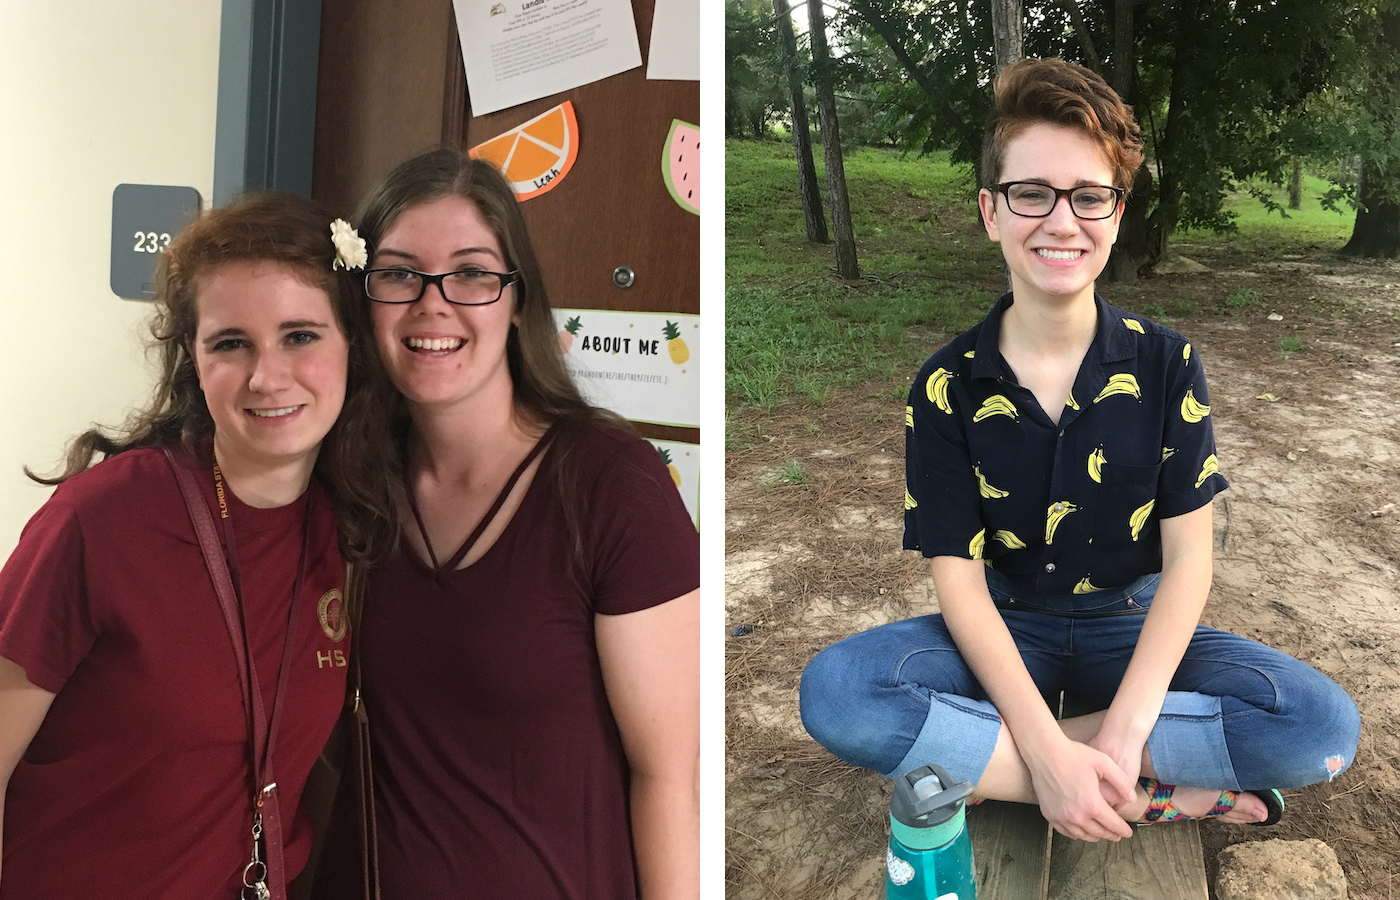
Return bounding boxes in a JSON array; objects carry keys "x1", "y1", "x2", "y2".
[{"x1": 725, "y1": 253, "x2": 1400, "y2": 899}]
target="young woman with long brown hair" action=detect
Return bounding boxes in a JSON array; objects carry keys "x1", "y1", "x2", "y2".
[
  {"x1": 318, "y1": 148, "x2": 699, "y2": 900},
  {"x1": 0, "y1": 192, "x2": 392, "y2": 898}
]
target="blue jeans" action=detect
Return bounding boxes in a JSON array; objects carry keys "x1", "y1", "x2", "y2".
[{"x1": 799, "y1": 570, "x2": 1360, "y2": 791}]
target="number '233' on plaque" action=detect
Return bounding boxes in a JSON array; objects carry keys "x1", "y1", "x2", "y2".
[{"x1": 110, "y1": 184, "x2": 201, "y2": 300}]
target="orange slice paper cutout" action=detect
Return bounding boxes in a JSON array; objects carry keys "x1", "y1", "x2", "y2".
[{"x1": 469, "y1": 101, "x2": 579, "y2": 201}]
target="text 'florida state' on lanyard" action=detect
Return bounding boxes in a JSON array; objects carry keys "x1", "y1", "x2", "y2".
[{"x1": 213, "y1": 462, "x2": 313, "y2": 900}]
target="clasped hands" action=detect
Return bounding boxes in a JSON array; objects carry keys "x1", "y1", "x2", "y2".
[{"x1": 1025, "y1": 732, "x2": 1145, "y2": 843}]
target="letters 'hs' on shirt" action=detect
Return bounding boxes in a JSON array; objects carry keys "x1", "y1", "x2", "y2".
[{"x1": 903, "y1": 293, "x2": 1228, "y2": 597}]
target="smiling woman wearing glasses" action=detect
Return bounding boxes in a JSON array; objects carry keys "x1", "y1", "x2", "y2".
[
  {"x1": 800, "y1": 58, "x2": 1359, "y2": 847},
  {"x1": 311, "y1": 148, "x2": 699, "y2": 900}
]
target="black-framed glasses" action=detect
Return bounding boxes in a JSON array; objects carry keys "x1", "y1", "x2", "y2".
[
  {"x1": 995, "y1": 182, "x2": 1124, "y2": 220},
  {"x1": 364, "y1": 267, "x2": 520, "y2": 306}
]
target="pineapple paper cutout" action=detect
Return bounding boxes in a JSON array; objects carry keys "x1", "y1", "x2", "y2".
[
  {"x1": 663, "y1": 320, "x2": 690, "y2": 364},
  {"x1": 657, "y1": 446, "x2": 682, "y2": 487},
  {"x1": 558, "y1": 315, "x2": 582, "y2": 353}
]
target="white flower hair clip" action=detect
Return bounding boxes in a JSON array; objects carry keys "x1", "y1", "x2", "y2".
[{"x1": 330, "y1": 219, "x2": 368, "y2": 271}]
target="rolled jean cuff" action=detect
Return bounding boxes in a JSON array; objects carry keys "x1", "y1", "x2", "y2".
[
  {"x1": 887, "y1": 692, "x2": 1003, "y2": 782},
  {"x1": 1147, "y1": 691, "x2": 1239, "y2": 789}
]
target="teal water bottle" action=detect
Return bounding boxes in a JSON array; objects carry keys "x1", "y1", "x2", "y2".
[{"x1": 885, "y1": 764, "x2": 977, "y2": 900}]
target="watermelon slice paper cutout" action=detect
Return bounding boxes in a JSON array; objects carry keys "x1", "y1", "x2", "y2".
[
  {"x1": 469, "y1": 101, "x2": 579, "y2": 201},
  {"x1": 662, "y1": 119, "x2": 700, "y2": 215}
]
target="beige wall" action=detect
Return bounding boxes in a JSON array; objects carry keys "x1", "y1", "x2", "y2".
[{"x1": 0, "y1": 3, "x2": 222, "y2": 561}]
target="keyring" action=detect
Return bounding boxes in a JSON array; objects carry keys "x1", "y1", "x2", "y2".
[{"x1": 243, "y1": 859, "x2": 268, "y2": 887}]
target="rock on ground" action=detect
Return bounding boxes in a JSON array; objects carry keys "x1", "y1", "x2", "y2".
[{"x1": 1216, "y1": 838, "x2": 1347, "y2": 900}]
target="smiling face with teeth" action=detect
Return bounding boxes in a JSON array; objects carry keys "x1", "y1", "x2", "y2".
[
  {"x1": 368, "y1": 195, "x2": 520, "y2": 415},
  {"x1": 191, "y1": 260, "x2": 349, "y2": 488},
  {"x1": 977, "y1": 123, "x2": 1124, "y2": 308}
]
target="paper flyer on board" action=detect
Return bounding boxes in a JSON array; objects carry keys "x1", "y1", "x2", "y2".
[
  {"x1": 650, "y1": 440, "x2": 699, "y2": 528},
  {"x1": 646, "y1": 0, "x2": 699, "y2": 80},
  {"x1": 554, "y1": 308, "x2": 699, "y2": 429},
  {"x1": 457, "y1": 0, "x2": 643, "y2": 115}
]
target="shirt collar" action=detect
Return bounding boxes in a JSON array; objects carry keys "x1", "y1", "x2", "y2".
[{"x1": 970, "y1": 292, "x2": 1137, "y2": 382}]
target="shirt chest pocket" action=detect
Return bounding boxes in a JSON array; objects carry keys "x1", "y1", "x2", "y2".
[{"x1": 1093, "y1": 461, "x2": 1162, "y2": 547}]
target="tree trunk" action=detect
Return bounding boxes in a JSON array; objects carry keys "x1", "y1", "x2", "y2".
[
  {"x1": 1341, "y1": 9, "x2": 1400, "y2": 257},
  {"x1": 1111, "y1": 0, "x2": 1133, "y2": 97},
  {"x1": 1288, "y1": 159, "x2": 1302, "y2": 210},
  {"x1": 807, "y1": 0, "x2": 859, "y2": 278},
  {"x1": 1341, "y1": 161, "x2": 1400, "y2": 257},
  {"x1": 1063, "y1": 1, "x2": 1100, "y2": 73},
  {"x1": 990, "y1": 0, "x2": 1023, "y2": 71},
  {"x1": 1127, "y1": 0, "x2": 1196, "y2": 277},
  {"x1": 774, "y1": 0, "x2": 828, "y2": 244},
  {"x1": 1106, "y1": 165, "x2": 1152, "y2": 282}
]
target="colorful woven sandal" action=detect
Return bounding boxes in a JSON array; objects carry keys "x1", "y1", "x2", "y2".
[{"x1": 1137, "y1": 777, "x2": 1284, "y2": 827}]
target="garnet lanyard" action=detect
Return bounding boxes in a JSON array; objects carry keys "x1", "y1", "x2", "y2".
[
  {"x1": 214, "y1": 463, "x2": 312, "y2": 900},
  {"x1": 163, "y1": 448, "x2": 311, "y2": 900}
]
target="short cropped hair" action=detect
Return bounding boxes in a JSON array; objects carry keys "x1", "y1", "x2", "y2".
[{"x1": 980, "y1": 58, "x2": 1144, "y2": 193}]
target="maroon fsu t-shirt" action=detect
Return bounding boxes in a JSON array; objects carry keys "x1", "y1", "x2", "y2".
[
  {"x1": 360, "y1": 423, "x2": 699, "y2": 900},
  {"x1": 0, "y1": 445, "x2": 347, "y2": 898}
]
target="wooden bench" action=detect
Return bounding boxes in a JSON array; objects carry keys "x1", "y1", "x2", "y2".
[{"x1": 965, "y1": 694, "x2": 1210, "y2": 900}]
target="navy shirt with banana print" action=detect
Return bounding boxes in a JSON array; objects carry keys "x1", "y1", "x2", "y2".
[{"x1": 903, "y1": 293, "x2": 1228, "y2": 597}]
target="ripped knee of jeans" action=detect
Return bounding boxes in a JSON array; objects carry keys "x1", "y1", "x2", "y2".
[{"x1": 1324, "y1": 753, "x2": 1349, "y2": 782}]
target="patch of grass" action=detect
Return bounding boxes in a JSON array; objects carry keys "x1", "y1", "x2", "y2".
[
  {"x1": 779, "y1": 459, "x2": 808, "y2": 484},
  {"x1": 1167, "y1": 297, "x2": 1199, "y2": 317},
  {"x1": 1229, "y1": 174, "x2": 1354, "y2": 230},
  {"x1": 1279, "y1": 335, "x2": 1307, "y2": 356},
  {"x1": 726, "y1": 141, "x2": 1002, "y2": 411},
  {"x1": 1227, "y1": 288, "x2": 1261, "y2": 308}
]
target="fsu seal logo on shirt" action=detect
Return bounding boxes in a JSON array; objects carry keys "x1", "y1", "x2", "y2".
[{"x1": 318, "y1": 589, "x2": 347, "y2": 642}]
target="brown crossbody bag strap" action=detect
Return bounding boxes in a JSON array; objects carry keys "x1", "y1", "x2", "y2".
[{"x1": 343, "y1": 561, "x2": 380, "y2": 899}]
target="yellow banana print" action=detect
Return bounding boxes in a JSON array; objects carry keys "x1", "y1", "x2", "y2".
[
  {"x1": 1087, "y1": 446, "x2": 1105, "y2": 483},
  {"x1": 1183, "y1": 343, "x2": 1192, "y2": 364},
  {"x1": 1045, "y1": 501, "x2": 1080, "y2": 544},
  {"x1": 963, "y1": 350, "x2": 975, "y2": 358},
  {"x1": 1181, "y1": 389, "x2": 1211, "y2": 423},
  {"x1": 906, "y1": 405, "x2": 914, "y2": 428},
  {"x1": 1129, "y1": 499, "x2": 1156, "y2": 541},
  {"x1": 905, "y1": 488, "x2": 917, "y2": 510},
  {"x1": 1195, "y1": 453, "x2": 1219, "y2": 488},
  {"x1": 993, "y1": 530, "x2": 1026, "y2": 550},
  {"x1": 1065, "y1": 391, "x2": 1080, "y2": 412},
  {"x1": 975, "y1": 465, "x2": 1010, "y2": 499},
  {"x1": 972, "y1": 394, "x2": 1019, "y2": 423},
  {"x1": 1093, "y1": 373, "x2": 1142, "y2": 403},
  {"x1": 1162, "y1": 446, "x2": 1177, "y2": 462},
  {"x1": 1074, "y1": 576, "x2": 1103, "y2": 594},
  {"x1": 1123, "y1": 318, "x2": 1145, "y2": 333},
  {"x1": 925, "y1": 368, "x2": 954, "y2": 415},
  {"x1": 969, "y1": 528, "x2": 986, "y2": 559}
]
